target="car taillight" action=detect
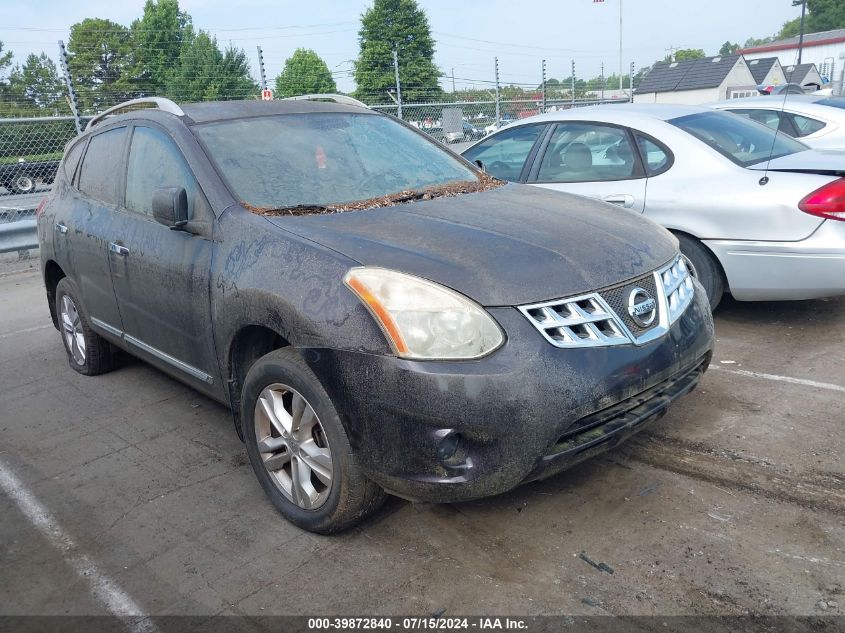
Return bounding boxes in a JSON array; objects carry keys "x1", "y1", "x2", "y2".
[
  {"x1": 35, "y1": 198, "x2": 47, "y2": 217},
  {"x1": 798, "y1": 178, "x2": 845, "y2": 221}
]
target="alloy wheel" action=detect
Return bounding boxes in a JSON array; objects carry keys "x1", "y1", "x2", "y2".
[
  {"x1": 60, "y1": 295, "x2": 86, "y2": 365},
  {"x1": 254, "y1": 383, "x2": 333, "y2": 510}
]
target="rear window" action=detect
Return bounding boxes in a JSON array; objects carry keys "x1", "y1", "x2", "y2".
[
  {"x1": 194, "y1": 113, "x2": 479, "y2": 209},
  {"x1": 78, "y1": 127, "x2": 127, "y2": 205},
  {"x1": 670, "y1": 111, "x2": 807, "y2": 167}
]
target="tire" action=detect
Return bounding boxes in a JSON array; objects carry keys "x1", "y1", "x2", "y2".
[
  {"x1": 54, "y1": 278, "x2": 114, "y2": 375},
  {"x1": 10, "y1": 173, "x2": 36, "y2": 194},
  {"x1": 675, "y1": 234, "x2": 724, "y2": 311},
  {"x1": 241, "y1": 348, "x2": 386, "y2": 533}
]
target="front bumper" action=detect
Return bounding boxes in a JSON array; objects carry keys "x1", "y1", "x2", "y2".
[
  {"x1": 302, "y1": 283, "x2": 714, "y2": 503},
  {"x1": 705, "y1": 219, "x2": 845, "y2": 301}
]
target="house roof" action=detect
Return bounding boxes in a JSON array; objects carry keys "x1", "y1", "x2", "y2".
[
  {"x1": 740, "y1": 28, "x2": 845, "y2": 55},
  {"x1": 636, "y1": 55, "x2": 742, "y2": 94},
  {"x1": 745, "y1": 57, "x2": 779, "y2": 84},
  {"x1": 782, "y1": 63, "x2": 820, "y2": 85}
]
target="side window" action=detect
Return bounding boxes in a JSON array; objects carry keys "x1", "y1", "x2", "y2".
[
  {"x1": 536, "y1": 123, "x2": 639, "y2": 183},
  {"x1": 636, "y1": 135, "x2": 671, "y2": 175},
  {"x1": 78, "y1": 127, "x2": 127, "y2": 205},
  {"x1": 125, "y1": 126, "x2": 198, "y2": 219},
  {"x1": 462, "y1": 124, "x2": 545, "y2": 181},
  {"x1": 62, "y1": 139, "x2": 86, "y2": 183},
  {"x1": 727, "y1": 108, "x2": 781, "y2": 131},
  {"x1": 788, "y1": 113, "x2": 826, "y2": 137}
]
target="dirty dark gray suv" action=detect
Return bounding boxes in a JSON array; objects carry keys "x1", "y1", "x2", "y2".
[{"x1": 37, "y1": 97, "x2": 714, "y2": 533}]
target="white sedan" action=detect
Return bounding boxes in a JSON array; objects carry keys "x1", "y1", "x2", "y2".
[
  {"x1": 461, "y1": 104, "x2": 845, "y2": 308},
  {"x1": 710, "y1": 95, "x2": 845, "y2": 149}
]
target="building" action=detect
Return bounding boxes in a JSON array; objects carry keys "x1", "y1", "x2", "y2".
[
  {"x1": 740, "y1": 28, "x2": 845, "y2": 89},
  {"x1": 746, "y1": 57, "x2": 787, "y2": 88},
  {"x1": 633, "y1": 54, "x2": 757, "y2": 104},
  {"x1": 782, "y1": 63, "x2": 824, "y2": 90}
]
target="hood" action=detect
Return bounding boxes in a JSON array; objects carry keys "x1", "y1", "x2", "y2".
[
  {"x1": 748, "y1": 149, "x2": 845, "y2": 176},
  {"x1": 266, "y1": 184, "x2": 677, "y2": 306}
]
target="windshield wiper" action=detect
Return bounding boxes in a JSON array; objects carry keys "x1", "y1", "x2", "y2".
[{"x1": 243, "y1": 202, "x2": 336, "y2": 216}]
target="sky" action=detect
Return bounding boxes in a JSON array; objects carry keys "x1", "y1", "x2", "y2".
[{"x1": 1, "y1": 0, "x2": 802, "y2": 94}]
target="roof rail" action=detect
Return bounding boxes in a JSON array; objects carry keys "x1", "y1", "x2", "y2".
[
  {"x1": 283, "y1": 94, "x2": 369, "y2": 109},
  {"x1": 85, "y1": 97, "x2": 185, "y2": 131}
]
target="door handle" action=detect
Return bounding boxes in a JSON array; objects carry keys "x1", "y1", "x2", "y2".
[
  {"x1": 603, "y1": 194, "x2": 635, "y2": 209},
  {"x1": 55, "y1": 222, "x2": 68, "y2": 234},
  {"x1": 109, "y1": 242, "x2": 129, "y2": 256}
]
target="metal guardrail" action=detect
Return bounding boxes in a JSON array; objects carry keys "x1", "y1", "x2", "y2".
[{"x1": 0, "y1": 208, "x2": 38, "y2": 255}]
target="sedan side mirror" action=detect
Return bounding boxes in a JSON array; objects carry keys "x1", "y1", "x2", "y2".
[{"x1": 152, "y1": 187, "x2": 188, "y2": 230}]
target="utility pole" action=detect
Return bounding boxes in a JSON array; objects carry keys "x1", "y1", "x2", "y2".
[
  {"x1": 601, "y1": 62, "x2": 605, "y2": 100},
  {"x1": 797, "y1": 0, "x2": 807, "y2": 65},
  {"x1": 392, "y1": 50, "x2": 402, "y2": 119},
  {"x1": 571, "y1": 59, "x2": 576, "y2": 105},
  {"x1": 256, "y1": 46, "x2": 267, "y2": 91},
  {"x1": 451, "y1": 67, "x2": 456, "y2": 94},
  {"x1": 494, "y1": 56, "x2": 501, "y2": 124},
  {"x1": 58, "y1": 40, "x2": 81, "y2": 135},
  {"x1": 541, "y1": 59, "x2": 546, "y2": 113},
  {"x1": 618, "y1": 0, "x2": 624, "y2": 90},
  {"x1": 630, "y1": 61, "x2": 635, "y2": 102}
]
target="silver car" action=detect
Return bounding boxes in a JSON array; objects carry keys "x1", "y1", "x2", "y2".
[
  {"x1": 461, "y1": 104, "x2": 845, "y2": 308},
  {"x1": 710, "y1": 95, "x2": 845, "y2": 149}
]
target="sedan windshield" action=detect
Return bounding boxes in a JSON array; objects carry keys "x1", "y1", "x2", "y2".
[
  {"x1": 670, "y1": 110, "x2": 808, "y2": 167},
  {"x1": 194, "y1": 113, "x2": 480, "y2": 209}
]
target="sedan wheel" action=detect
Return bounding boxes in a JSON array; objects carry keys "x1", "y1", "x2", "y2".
[
  {"x1": 11, "y1": 174, "x2": 36, "y2": 194},
  {"x1": 254, "y1": 383, "x2": 333, "y2": 510}
]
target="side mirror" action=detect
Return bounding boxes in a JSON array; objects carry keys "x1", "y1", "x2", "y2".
[
  {"x1": 152, "y1": 187, "x2": 188, "y2": 230},
  {"x1": 474, "y1": 159, "x2": 486, "y2": 173}
]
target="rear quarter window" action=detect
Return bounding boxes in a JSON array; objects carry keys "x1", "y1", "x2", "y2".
[
  {"x1": 62, "y1": 139, "x2": 86, "y2": 182},
  {"x1": 78, "y1": 127, "x2": 127, "y2": 205}
]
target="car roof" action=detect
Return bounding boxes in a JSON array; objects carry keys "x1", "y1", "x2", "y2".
[
  {"x1": 505, "y1": 103, "x2": 709, "y2": 126},
  {"x1": 179, "y1": 99, "x2": 373, "y2": 124}
]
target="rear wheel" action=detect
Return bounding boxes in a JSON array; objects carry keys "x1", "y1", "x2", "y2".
[
  {"x1": 675, "y1": 234, "x2": 724, "y2": 311},
  {"x1": 55, "y1": 278, "x2": 114, "y2": 375},
  {"x1": 10, "y1": 173, "x2": 36, "y2": 194},
  {"x1": 241, "y1": 348, "x2": 386, "y2": 533}
]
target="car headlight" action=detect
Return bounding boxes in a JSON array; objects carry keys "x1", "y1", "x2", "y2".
[{"x1": 344, "y1": 267, "x2": 504, "y2": 360}]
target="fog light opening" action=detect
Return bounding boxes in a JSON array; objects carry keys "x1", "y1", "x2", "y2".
[{"x1": 437, "y1": 432, "x2": 462, "y2": 465}]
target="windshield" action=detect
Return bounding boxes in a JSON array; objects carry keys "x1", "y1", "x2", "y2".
[
  {"x1": 194, "y1": 113, "x2": 480, "y2": 209},
  {"x1": 670, "y1": 110, "x2": 808, "y2": 167}
]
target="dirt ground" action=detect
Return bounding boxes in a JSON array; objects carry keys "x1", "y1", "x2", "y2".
[{"x1": 1, "y1": 269, "x2": 843, "y2": 621}]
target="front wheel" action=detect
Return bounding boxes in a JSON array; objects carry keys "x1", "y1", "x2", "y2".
[
  {"x1": 241, "y1": 348, "x2": 386, "y2": 533},
  {"x1": 675, "y1": 234, "x2": 724, "y2": 311}
]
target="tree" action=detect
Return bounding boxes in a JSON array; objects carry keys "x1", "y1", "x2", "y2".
[
  {"x1": 130, "y1": 0, "x2": 193, "y2": 95},
  {"x1": 274, "y1": 48, "x2": 337, "y2": 97},
  {"x1": 719, "y1": 41, "x2": 740, "y2": 56},
  {"x1": 803, "y1": 0, "x2": 845, "y2": 33},
  {"x1": 777, "y1": 17, "x2": 802, "y2": 38},
  {"x1": 354, "y1": 0, "x2": 442, "y2": 104},
  {"x1": 664, "y1": 48, "x2": 706, "y2": 62},
  {"x1": 166, "y1": 31, "x2": 255, "y2": 102},
  {"x1": 67, "y1": 18, "x2": 134, "y2": 110},
  {"x1": 9, "y1": 53, "x2": 66, "y2": 111}
]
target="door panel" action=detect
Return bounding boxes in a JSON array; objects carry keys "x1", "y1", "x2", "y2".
[
  {"x1": 109, "y1": 125, "x2": 218, "y2": 387},
  {"x1": 66, "y1": 128, "x2": 127, "y2": 331},
  {"x1": 529, "y1": 122, "x2": 647, "y2": 212}
]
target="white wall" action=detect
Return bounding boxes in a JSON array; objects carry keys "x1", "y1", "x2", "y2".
[
  {"x1": 719, "y1": 58, "x2": 758, "y2": 98},
  {"x1": 745, "y1": 41, "x2": 844, "y2": 82},
  {"x1": 633, "y1": 87, "x2": 719, "y2": 105}
]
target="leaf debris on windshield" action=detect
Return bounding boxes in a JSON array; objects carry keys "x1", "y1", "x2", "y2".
[{"x1": 243, "y1": 173, "x2": 504, "y2": 217}]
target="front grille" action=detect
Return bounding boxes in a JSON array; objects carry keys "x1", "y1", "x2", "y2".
[
  {"x1": 600, "y1": 273, "x2": 660, "y2": 336},
  {"x1": 519, "y1": 254, "x2": 695, "y2": 349}
]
